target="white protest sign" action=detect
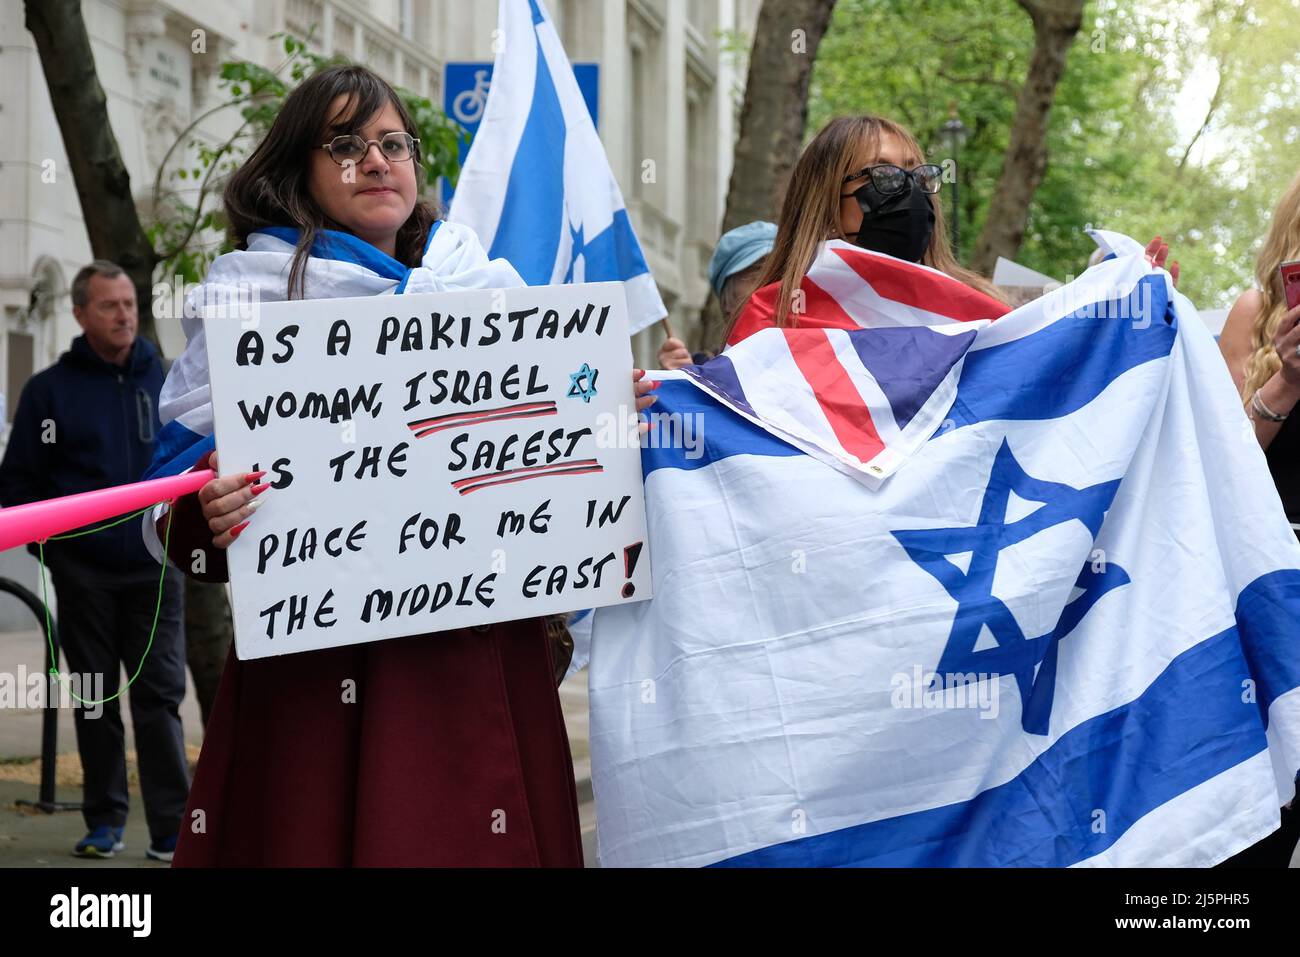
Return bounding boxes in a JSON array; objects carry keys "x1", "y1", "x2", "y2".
[{"x1": 204, "y1": 281, "x2": 651, "y2": 660}]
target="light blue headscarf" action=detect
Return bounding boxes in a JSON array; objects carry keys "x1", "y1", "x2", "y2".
[{"x1": 707, "y1": 221, "x2": 777, "y2": 298}]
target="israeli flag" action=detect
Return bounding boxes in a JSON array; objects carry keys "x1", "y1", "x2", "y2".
[
  {"x1": 588, "y1": 232, "x2": 1300, "y2": 867},
  {"x1": 449, "y1": 0, "x2": 668, "y2": 334}
]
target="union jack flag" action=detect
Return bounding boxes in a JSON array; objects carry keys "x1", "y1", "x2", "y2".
[{"x1": 689, "y1": 241, "x2": 1009, "y2": 484}]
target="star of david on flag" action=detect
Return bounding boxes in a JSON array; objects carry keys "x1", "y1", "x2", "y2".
[
  {"x1": 893, "y1": 438, "x2": 1129, "y2": 736},
  {"x1": 586, "y1": 230, "x2": 1300, "y2": 868}
]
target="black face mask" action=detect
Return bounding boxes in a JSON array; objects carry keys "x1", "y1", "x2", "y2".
[{"x1": 842, "y1": 179, "x2": 935, "y2": 263}]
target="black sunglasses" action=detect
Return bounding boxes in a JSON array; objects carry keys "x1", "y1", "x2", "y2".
[{"x1": 841, "y1": 164, "x2": 944, "y2": 198}]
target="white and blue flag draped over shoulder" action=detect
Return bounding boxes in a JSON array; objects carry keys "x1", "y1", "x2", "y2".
[
  {"x1": 140, "y1": 222, "x2": 523, "y2": 562},
  {"x1": 588, "y1": 231, "x2": 1300, "y2": 867},
  {"x1": 449, "y1": 0, "x2": 667, "y2": 335}
]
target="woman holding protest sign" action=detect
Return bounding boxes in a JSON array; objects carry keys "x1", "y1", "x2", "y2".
[{"x1": 147, "y1": 64, "x2": 656, "y2": 867}]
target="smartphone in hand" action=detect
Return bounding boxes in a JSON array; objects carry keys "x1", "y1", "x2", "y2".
[{"x1": 1282, "y1": 260, "x2": 1300, "y2": 310}]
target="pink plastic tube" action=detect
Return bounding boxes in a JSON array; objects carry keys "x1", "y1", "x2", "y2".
[{"x1": 0, "y1": 469, "x2": 216, "y2": 553}]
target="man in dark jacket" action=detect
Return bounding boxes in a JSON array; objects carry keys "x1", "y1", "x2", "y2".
[{"x1": 0, "y1": 260, "x2": 188, "y2": 861}]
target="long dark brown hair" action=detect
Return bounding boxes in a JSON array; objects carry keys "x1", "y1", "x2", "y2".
[
  {"x1": 724, "y1": 115, "x2": 1004, "y2": 343},
  {"x1": 224, "y1": 64, "x2": 439, "y2": 299}
]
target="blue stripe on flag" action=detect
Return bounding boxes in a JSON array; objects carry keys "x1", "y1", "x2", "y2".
[
  {"x1": 686, "y1": 355, "x2": 757, "y2": 419},
  {"x1": 395, "y1": 220, "x2": 444, "y2": 294},
  {"x1": 642, "y1": 380, "x2": 800, "y2": 477},
  {"x1": 648, "y1": 276, "x2": 1180, "y2": 478},
  {"x1": 1237, "y1": 568, "x2": 1300, "y2": 723},
  {"x1": 944, "y1": 275, "x2": 1176, "y2": 431},
  {"x1": 569, "y1": 209, "x2": 651, "y2": 283},
  {"x1": 144, "y1": 422, "x2": 214, "y2": 480},
  {"x1": 712, "y1": 568, "x2": 1300, "y2": 867},
  {"x1": 257, "y1": 226, "x2": 408, "y2": 282},
  {"x1": 487, "y1": 29, "x2": 566, "y2": 284}
]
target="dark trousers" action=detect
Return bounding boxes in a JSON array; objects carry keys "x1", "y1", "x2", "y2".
[{"x1": 49, "y1": 553, "x2": 189, "y2": 843}]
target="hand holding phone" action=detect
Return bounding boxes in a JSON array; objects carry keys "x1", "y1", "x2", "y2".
[{"x1": 1281, "y1": 260, "x2": 1300, "y2": 310}]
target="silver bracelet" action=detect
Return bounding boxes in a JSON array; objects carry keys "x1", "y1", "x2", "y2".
[{"x1": 1251, "y1": 389, "x2": 1289, "y2": 422}]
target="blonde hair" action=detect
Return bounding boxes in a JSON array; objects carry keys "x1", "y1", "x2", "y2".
[
  {"x1": 1241, "y1": 170, "x2": 1300, "y2": 400},
  {"x1": 725, "y1": 115, "x2": 1004, "y2": 341}
]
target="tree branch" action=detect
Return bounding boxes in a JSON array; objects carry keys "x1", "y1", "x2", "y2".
[
  {"x1": 1176, "y1": 54, "x2": 1228, "y2": 174},
  {"x1": 935, "y1": 68, "x2": 1020, "y2": 98},
  {"x1": 25, "y1": 0, "x2": 162, "y2": 346},
  {"x1": 969, "y1": 0, "x2": 1086, "y2": 274}
]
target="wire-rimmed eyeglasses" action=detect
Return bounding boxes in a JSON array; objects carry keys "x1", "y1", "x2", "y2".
[{"x1": 318, "y1": 132, "x2": 420, "y2": 166}]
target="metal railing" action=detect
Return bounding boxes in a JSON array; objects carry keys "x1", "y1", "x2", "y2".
[{"x1": 0, "y1": 576, "x2": 79, "y2": 813}]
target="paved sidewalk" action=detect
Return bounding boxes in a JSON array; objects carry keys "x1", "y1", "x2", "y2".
[
  {"x1": 0, "y1": 627, "x2": 202, "y2": 867},
  {"x1": 0, "y1": 771, "x2": 182, "y2": 868},
  {"x1": 1, "y1": 627, "x2": 597, "y2": 867},
  {"x1": 0, "y1": 629, "x2": 207, "y2": 762}
]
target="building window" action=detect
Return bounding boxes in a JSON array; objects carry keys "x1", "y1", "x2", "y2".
[
  {"x1": 399, "y1": 0, "x2": 415, "y2": 40},
  {"x1": 5, "y1": 331, "x2": 34, "y2": 424},
  {"x1": 686, "y1": 72, "x2": 718, "y2": 253},
  {"x1": 558, "y1": 0, "x2": 581, "y2": 56},
  {"x1": 629, "y1": 44, "x2": 645, "y2": 200},
  {"x1": 627, "y1": 3, "x2": 662, "y2": 204},
  {"x1": 687, "y1": 0, "x2": 716, "y2": 37}
]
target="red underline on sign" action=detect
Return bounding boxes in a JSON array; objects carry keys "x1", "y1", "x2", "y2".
[
  {"x1": 450, "y1": 457, "x2": 603, "y2": 489},
  {"x1": 452, "y1": 459, "x2": 604, "y2": 495},
  {"x1": 407, "y1": 401, "x2": 558, "y2": 437},
  {"x1": 456, "y1": 466, "x2": 606, "y2": 496}
]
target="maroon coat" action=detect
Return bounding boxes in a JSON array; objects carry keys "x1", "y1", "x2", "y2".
[{"x1": 163, "y1": 482, "x2": 584, "y2": 867}]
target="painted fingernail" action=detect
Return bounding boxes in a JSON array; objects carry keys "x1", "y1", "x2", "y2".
[
  {"x1": 246, "y1": 499, "x2": 264, "y2": 512},
  {"x1": 246, "y1": 470, "x2": 267, "y2": 482},
  {"x1": 650, "y1": 380, "x2": 662, "y2": 389},
  {"x1": 229, "y1": 521, "x2": 250, "y2": 539},
  {"x1": 250, "y1": 482, "x2": 270, "y2": 496}
]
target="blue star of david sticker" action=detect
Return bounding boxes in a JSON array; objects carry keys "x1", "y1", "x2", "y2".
[
  {"x1": 891, "y1": 438, "x2": 1130, "y2": 736},
  {"x1": 566, "y1": 363, "x2": 599, "y2": 403}
]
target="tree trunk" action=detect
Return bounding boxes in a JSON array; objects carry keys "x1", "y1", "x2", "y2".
[
  {"x1": 968, "y1": 0, "x2": 1085, "y2": 275},
  {"x1": 26, "y1": 0, "x2": 235, "y2": 721},
  {"x1": 697, "y1": 0, "x2": 838, "y2": 352},
  {"x1": 24, "y1": 0, "x2": 161, "y2": 349}
]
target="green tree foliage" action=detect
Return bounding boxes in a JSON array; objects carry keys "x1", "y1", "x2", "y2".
[
  {"x1": 809, "y1": 0, "x2": 1300, "y2": 306},
  {"x1": 148, "y1": 32, "x2": 466, "y2": 286},
  {"x1": 1121, "y1": 0, "x2": 1300, "y2": 304}
]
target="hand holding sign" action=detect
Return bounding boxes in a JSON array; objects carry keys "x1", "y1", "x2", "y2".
[
  {"x1": 195, "y1": 452, "x2": 268, "y2": 547},
  {"x1": 203, "y1": 281, "x2": 652, "y2": 660}
]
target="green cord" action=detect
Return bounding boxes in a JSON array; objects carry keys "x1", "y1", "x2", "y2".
[
  {"x1": 46, "y1": 504, "x2": 157, "y2": 539},
  {"x1": 37, "y1": 501, "x2": 175, "y2": 706}
]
